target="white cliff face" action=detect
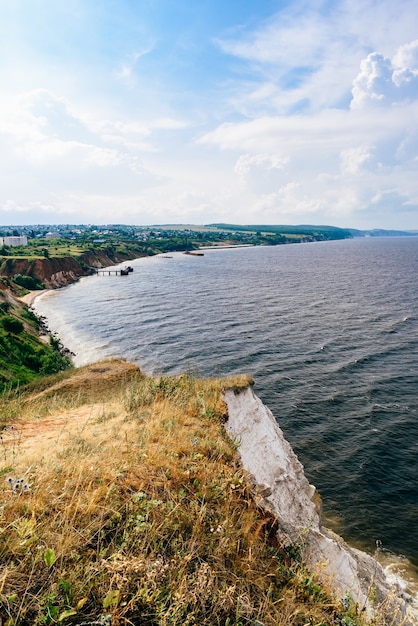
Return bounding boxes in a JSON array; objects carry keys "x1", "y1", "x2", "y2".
[
  {"x1": 224, "y1": 385, "x2": 415, "y2": 625},
  {"x1": 224, "y1": 384, "x2": 320, "y2": 539}
]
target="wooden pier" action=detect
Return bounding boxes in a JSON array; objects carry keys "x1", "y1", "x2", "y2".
[
  {"x1": 96, "y1": 269, "x2": 124, "y2": 275},
  {"x1": 96, "y1": 266, "x2": 134, "y2": 276}
]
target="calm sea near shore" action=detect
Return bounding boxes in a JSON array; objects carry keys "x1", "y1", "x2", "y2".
[{"x1": 34, "y1": 237, "x2": 418, "y2": 589}]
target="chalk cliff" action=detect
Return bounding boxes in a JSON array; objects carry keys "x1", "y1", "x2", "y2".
[{"x1": 224, "y1": 385, "x2": 415, "y2": 625}]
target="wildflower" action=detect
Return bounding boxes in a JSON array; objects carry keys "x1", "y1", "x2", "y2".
[
  {"x1": 6, "y1": 476, "x2": 31, "y2": 494},
  {"x1": 210, "y1": 524, "x2": 222, "y2": 533}
]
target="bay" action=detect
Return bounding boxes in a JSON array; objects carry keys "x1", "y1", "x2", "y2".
[{"x1": 34, "y1": 236, "x2": 418, "y2": 578}]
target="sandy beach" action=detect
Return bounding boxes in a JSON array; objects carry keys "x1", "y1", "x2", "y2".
[{"x1": 17, "y1": 289, "x2": 50, "y2": 307}]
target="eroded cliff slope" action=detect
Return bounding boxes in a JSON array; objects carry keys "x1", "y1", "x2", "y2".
[
  {"x1": 224, "y1": 385, "x2": 416, "y2": 625},
  {"x1": 0, "y1": 248, "x2": 147, "y2": 288}
]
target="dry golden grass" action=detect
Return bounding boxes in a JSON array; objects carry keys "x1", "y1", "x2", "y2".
[{"x1": 0, "y1": 360, "x2": 376, "y2": 625}]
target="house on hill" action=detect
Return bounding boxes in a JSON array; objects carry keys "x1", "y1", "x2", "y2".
[{"x1": 0, "y1": 235, "x2": 28, "y2": 247}]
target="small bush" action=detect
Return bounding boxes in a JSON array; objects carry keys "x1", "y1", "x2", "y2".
[
  {"x1": 40, "y1": 351, "x2": 72, "y2": 375},
  {"x1": 13, "y1": 274, "x2": 45, "y2": 290},
  {"x1": 0, "y1": 301, "x2": 11, "y2": 313},
  {"x1": 1, "y1": 316, "x2": 24, "y2": 334},
  {"x1": 21, "y1": 307, "x2": 40, "y2": 328}
]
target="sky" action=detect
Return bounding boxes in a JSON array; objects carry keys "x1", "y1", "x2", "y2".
[{"x1": 0, "y1": 0, "x2": 418, "y2": 229}]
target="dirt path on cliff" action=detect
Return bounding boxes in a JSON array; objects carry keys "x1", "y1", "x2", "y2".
[
  {"x1": 1, "y1": 360, "x2": 141, "y2": 484},
  {"x1": 1, "y1": 405, "x2": 102, "y2": 464}
]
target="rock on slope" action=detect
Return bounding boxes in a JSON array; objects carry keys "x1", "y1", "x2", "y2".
[{"x1": 224, "y1": 385, "x2": 415, "y2": 625}]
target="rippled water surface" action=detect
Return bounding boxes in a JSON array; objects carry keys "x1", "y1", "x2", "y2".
[{"x1": 34, "y1": 237, "x2": 418, "y2": 571}]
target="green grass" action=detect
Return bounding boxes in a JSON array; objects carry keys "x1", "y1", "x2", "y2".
[
  {"x1": 0, "y1": 292, "x2": 71, "y2": 393},
  {"x1": 1, "y1": 241, "x2": 86, "y2": 259}
]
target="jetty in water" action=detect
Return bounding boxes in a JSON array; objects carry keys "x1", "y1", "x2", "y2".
[{"x1": 96, "y1": 266, "x2": 134, "y2": 276}]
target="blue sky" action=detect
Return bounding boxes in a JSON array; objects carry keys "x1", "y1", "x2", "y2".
[{"x1": 1, "y1": 0, "x2": 418, "y2": 228}]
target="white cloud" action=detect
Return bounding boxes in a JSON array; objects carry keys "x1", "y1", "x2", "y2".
[
  {"x1": 217, "y1": 10, "x2": 328, "y2": 68},
  {"x1": 234, "y1": 153, "x2": 287, "y2": 175},
  {"x1": 351, "y1": 46, "x2": 418, "y2": 108},
  {"x1": 0, "y1": 88, "x2": 167, "y2": 219},
  {"x1": 234, "y1": 153, "x2": 288, "y2": 195},
  {"x1": 115, "y1": 48, "x2": 154, "y2": 83},
  {"x1": 392, "y1": 40, "x2": 418, "y2": 93},
  {"x1": 340, "y1": 146, "x2": 375, "y2": 174},
  {"x1": 351, "y1": 53, "x2": 395, "y2": 107},
  {"x1": 393, "y1": 39, "x2": 418, "y2": 71}
]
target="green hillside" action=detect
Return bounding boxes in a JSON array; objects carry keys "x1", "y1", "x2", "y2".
[
  {"x1": 0, "y1": 288, "x2": 71, "y2": 392},
  {"x1": 208, "y1": 223, "x2": 353, "y2": 241}
]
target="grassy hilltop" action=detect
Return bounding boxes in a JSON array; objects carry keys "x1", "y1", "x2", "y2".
[{"x1": 0, "y1": 358, "x2": 385, "y2": 626}]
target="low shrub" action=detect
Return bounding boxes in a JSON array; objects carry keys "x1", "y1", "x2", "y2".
[
  {"x1": 1, "y1": 316, "x2": 24, "y2": 334},
  {"x1": 13, "y1": 274, "x2": 45, "y2": 291}
]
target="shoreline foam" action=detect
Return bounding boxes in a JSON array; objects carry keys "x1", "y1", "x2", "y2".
[{"x1": 17, "y1": 288, "x2": 51, "y2": 307}]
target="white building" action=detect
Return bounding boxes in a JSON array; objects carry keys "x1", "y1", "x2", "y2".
[{"x1": 0, "y1": 235, "x2": 28, "y2": 247}]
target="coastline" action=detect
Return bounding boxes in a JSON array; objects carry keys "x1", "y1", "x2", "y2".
[
  {"x1": 22, "y1": 247, "x2": 418, "y2": 616},
  {"x1": 17, "y1": 288, "x2": 77, "y2": 357},
  {"x1": 18, "y1": 288, "x2": 51, "y2": 307}
]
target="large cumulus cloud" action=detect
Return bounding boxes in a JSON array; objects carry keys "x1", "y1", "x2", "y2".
[{"x1": 351, "y1": 41, "x2": 418, "y2": 107}]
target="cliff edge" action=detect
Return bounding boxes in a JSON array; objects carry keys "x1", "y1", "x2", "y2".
[
  {"x1": 224, "y1": 385, "x2": 416, "y2": 625},
  {"x1": 0, "y1": 248, "x2": 147, "y2": 289}
]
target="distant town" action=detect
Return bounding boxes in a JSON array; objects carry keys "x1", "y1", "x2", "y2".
[
  {"x1": 0, "y1": 223, "x2": 347, "y2": 257},
  {"x1": 1, "y1": 222, "x2": 416, "y2": 256}
]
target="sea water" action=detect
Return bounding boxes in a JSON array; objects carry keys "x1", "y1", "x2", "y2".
[{"x1": 34, "y1": 236, "x2": 418, "y2": 590}]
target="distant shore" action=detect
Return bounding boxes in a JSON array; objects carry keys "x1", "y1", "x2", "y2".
[{"x1": 198, "y1": 243, "x2": 255, "y2": 250}]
